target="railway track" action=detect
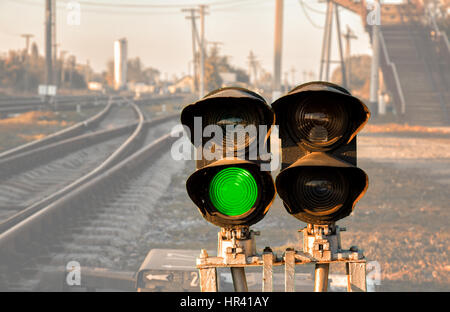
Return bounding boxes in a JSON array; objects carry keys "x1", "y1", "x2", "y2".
[
  {"x1": 0, "y1": 95, "x2": 180, "y2": 160},
  {"x1": 0, "y1": 95, "x2": 183, "y2": 291},
  {"x1": 0, "y1": 95, "x2": 109, "y2": 116},
  {"x1": 0, "y1": 96, "x2": 130, "y2": 160},
  {"x1": 0, "y1": 97, "x2": 113, "y2": 160}
]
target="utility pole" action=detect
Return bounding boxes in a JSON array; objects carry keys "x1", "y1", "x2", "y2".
[
  {"x1": 21, "y1": 34, "x2": 34, "y2": 93},
  {"x1": 325, "y1": 1, "x2": 333, "y2": 82},
  {"x1": 334, "y1": 5, "x2": 347, "y2": 89},
  {"x1": 52, "y1": 0, "x2": 57, "y2": 76},
  {"x1": 343, "y1": 25, "x2": 357, "y2": 87},
  {"x1": 188, "y1": 60, "x2": 193, "y2": 77},
  {"x1": 273, "y1": 0, "x2": 284, "y2": 101},
  {"x1": 182, "y1": 8, "x2": 199, "y2": 94},
  {"x1": 319, "y1": 0, "x2": 334, "y2": 82},
  {"x1": 290, "y1": 66, "x2": 296, "y2": 86},
  {"x1": 60, "y1": 50, "x2": 67, "y2": 87},
  {"x1": 207, "y1": 41, "x2": 223, "y2": 51},
  {"x1": 198, "y1": 4, "x2": 208, "y2": 98},
  {"x1": 319, "y1": 1, "x2": 348, "y2": 87},
  {"x1": 45, "y1": 0, "x2": 53, "y2": 86},
  {"x1": 21, "y1": 34, "x2": 34, "y2": 55},
  {"x1": 68, "y1": 55, "x2": 76, "y2": 88},
  {"x1": 248, "y1": 51, "x2": 253, "y2": 82},
  {"x1": 369, "y1": 0, "x2": 380, "y2": 117},
  {"x1": 248, "y1": 51, "x2": 259, "y2": 89},
  {"x1": 85, "y1": 59, "x2": 91, "y2": 85},
  {"x1": 284, "y1": 71, "x2": 289, "y2": 92}
]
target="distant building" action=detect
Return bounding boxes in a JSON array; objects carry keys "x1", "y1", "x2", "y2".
[
  {"x1": 219, "y1": 72, "x2": 237, "y2": 85},
  {"x1": 168, "y1": 76, "x2": 195, "y2": 94},
  {"x1": 88, "y1": 81, "x2": 103, "y2": 92},
  {"x1": 128, "y1": 82, "x2": 156, "y2": 98},
  {"x1": 114, "y1": 38, "x2": 128, "y2": 91}
]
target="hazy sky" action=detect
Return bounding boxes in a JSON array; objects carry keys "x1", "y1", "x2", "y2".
[{"x1": 0, "y1": 0, "x2": 374, "y2": 83}]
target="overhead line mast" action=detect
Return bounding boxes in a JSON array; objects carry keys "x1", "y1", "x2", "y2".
[
  {"x1": 182, "y1": 8, "x2": 200, "y2": 94},
  {"x1": 45, "y1": 0, "x2": 53, "y2": 86}
]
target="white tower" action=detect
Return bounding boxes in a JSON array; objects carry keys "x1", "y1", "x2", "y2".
[{"x1": 114, "y1": 38, "x2": 128, "y2": 90}]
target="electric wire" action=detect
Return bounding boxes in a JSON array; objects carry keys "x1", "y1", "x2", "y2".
[
  {"x1": 6, "y1": 0, "x2": 270, "y2": 15},
  {"x1": 298, "y1": 0, "x2": 325, "y2": 29}
]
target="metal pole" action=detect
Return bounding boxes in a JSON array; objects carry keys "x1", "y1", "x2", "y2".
[
  {"x1": 60, "y1": 50, "x2": 67, "y2": 87},
  {"x1": 183, "y1": 9, "x2": 199, "y2": 93},
  {"x1": 52, "y1": 0, "x2": 57, "y2": 83},
  {"x1": 199, "y1": 267, "x2": 218, "y2": 292},
  {"x1": 262, "y1": 248, "x2": 274, "y2": 292},
  {"x1": 21, "y1": 34, "x2": 33, "y2": 55},
  {"x1": 290, "y1": 66, "x2": 296, "y2": 86},
  {"x1": 369, "y1": 17, "x2": 380, "y2": 116},
  {"x1": 231, "y1": 267, "x2": 248, "y2": 292},
  {"x1": 325, "y1": 1, "x2": 334, "y2": 82},
  {"x1": 191, "y1": 11, "x2": 198, "y2": 94},
  {"x1": 343, "y1": 26, "x2": 357, "y2": 87},
  {"x1": 272, "y1": 0, "x2": 284, "y2": 100},
  {"x1": 21, "y1": 34, "x2": 34, "y2": 93},
  {"x1": 284, "y1": 72, "x2": 289, "y2": 92},
  {"x1": 345, "y1": 29, "x2": 351, "y2": 86},
  {"x1": 335, "y1": 6, "x2": 347, "y2": 89},
  {"x1": 319, "y1": 1, "x2": 332, "y2": 81},
  {"x1": 45, "y1": 0, "x2": 53, "y2": 86},
  {"x1": 314, "y1": 263, "x2": 329, "y2": 292},
  {"x1": 199, "y1": 5, "x2": 207, "y2": 98}
]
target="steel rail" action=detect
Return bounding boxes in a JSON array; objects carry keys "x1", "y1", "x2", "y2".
[
  {"x1": 0, "y1": 114, "x2": 179, "y2": 245},
  {"x1": 0, "y1": 96, "x2": 113, "y2": 159},
  {"x1": 0, "y1": 98, "x2": 147, "y2": 235},
  {"x1": 0, "y1": 95, "x2": 109, "y2": 115},
  {"x1": 0, "y1": 131, "x2": 178, "y2": 258}
]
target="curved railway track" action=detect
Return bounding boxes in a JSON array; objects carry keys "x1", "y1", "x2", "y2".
[
  {"x1": 0, "y1": 95, "x2": 181, "y2": 160},
  {"x1": 0, "y1": 96, "x2": 125, "y2": 160},
  {"x1": 0, "y1": 95, "x2": 109, "y2": 116},
  {"x1": 0, "y1": 99, "x2": 142, "y2": 227},
  {"x1": 0, "y1": 95, "x2": 183, "y2": 291}
]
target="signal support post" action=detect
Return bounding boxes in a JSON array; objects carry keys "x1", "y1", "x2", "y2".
[{"x1": 196, "y1": 224, "x2": 367, "y2": 292}]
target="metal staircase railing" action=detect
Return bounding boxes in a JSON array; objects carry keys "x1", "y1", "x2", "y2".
[
  {"x1": 425, "y1": 4, "x2": 450, "y2": 59},
  {"x1": 378, "y1": 30, "x2": 406, "y2": 115},
  {"x1": 400, "y1": 4, "x2": 449, "y2": 124}
]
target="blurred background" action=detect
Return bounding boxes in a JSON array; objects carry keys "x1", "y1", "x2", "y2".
[{"x1": 0, "y1": 0, "x2": 448, "y2": 292}]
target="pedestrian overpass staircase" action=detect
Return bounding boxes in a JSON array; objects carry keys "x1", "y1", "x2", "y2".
[{"x1": 333, "y1": 0, "x2": 450, "y2": 125}]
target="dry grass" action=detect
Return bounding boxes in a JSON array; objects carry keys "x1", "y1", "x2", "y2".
[
  {"x1": 0, "y1": 108, "x2": 101, "y2": 152},
  {"x1": 363, "y1": 123, "x2": 450, "y2": 134}
]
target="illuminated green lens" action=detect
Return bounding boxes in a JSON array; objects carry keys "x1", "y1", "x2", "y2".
[{"x1": 209, "y1": 167, "x2": 258, "y2": 216}]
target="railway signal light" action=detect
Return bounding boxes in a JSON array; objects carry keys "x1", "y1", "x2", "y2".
[
  {"x1": 272, "y1": 82, "x2": 370, "y2": 224},
  {"x1": 181, "y1": 87, "x2": 276, "y2": 228}
]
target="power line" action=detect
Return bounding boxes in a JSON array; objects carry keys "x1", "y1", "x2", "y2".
[
  {"x1": 60, "y1": 0, "x2": 194, "y2": 9},
  {"x1": 59, "y1": 0, "x2": 254, "y2": 9},
  {"x1": 3, "y1": 0, "x2": 180, "y2": 15},
  {"x1": 214, "y1": 0, "x2": 271, "y2": 12},
  {"x1": 298, "y1": 0, "x2": 324, "y2": 29},
  {"x1": 6, "y1": 0, "x2": 270, "y2": 15},
  {"x1": 5, "y1": 0, "x2": 42, "y2": 7},
  {"x1": 299, "y1": 0, "x2": 326, "y2": 15}
]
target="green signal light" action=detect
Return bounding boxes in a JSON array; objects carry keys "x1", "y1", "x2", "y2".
[{"x1": 209, "y1": 167, "x2": 258, "y2": 216}]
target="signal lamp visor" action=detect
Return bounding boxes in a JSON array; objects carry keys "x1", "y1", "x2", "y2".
[
  {"x1": 204, "y1": 103, "x2": 263, "y2": 152},
  {"x1": 271, "y1": 83, "x2": 370, "y2": 151},
  {"x1": 292, "y1": 96, "x2": 349, "y2": 148},
  {"x1": 276, "y1": 156, "x2": 368, "y2": 224},
  {"x1": 180, "y1": 87, "x2": 275, "y2": 154},
  {"x1": 294, "y1": 168, "x2": 349, "y2": 216},
  {"x1": 185, "y1": 160, "x2": 276, "y2": 228},
  {"x1": 209, "y1": 167, "x2": 258, "y2": 216}
]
